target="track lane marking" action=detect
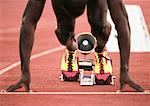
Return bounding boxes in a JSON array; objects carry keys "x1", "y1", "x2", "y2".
[
  {"x1": 0, "y1": 91, "x2": 149, "y2": 95},
  {"x1": 0, "y1": 46, "x2": 65, "y2": 75}
]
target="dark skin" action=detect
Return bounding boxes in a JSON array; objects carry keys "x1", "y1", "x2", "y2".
[{"x1": 5, "y1": 0, "x2": 144, "y2": 92}]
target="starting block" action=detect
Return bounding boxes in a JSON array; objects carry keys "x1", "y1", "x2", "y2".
[
  {"x1": 79, "y1": 60, "x2": 95, "y2": 85},
  {"x1": 59, "y1": 32, "x2": 115, "y2": 85},
  {"x1": 79, "y1": 69, "x2": 95, "y2": 85},
  {"x1": 79, "y1": 60, "x2": 93, "y2": 71},
  {"x1": 59, "y1": 58, "x2": 115, "y2": 85}
]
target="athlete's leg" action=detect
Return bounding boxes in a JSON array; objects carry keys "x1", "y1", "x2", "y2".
[
  {"x1": 107, "y1": 0, "x2": 144, "y2": 91},
  {"x1": 6, "y1": 0, "x2": 46, "y2": 92},
  {"x1": 52, "y1": 0, "x2": 86, "y2": 79},
  {"x1": 52, "y1": 0, "x2": 86, "y2": 51},
  {"x1": 87, "y1": 0, "x2": 113, "y2": 84},
  {"x1": 87, "y1": 0, "x2": 111, "y2": 53}
]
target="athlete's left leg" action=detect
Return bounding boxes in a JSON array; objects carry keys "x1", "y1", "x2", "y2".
[
  {"x1": 87, "y1": 0, "x2": 111, "y2": 52},
  {"x1": 87, "y1": 0, "x2": 112, "y2": 83}
]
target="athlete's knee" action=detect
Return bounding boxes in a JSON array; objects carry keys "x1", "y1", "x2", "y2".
[{"x1": 55, "y1": 28, "x2": 74, "y2": 45}]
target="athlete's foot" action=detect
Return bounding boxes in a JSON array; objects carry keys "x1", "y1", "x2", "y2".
[
  {"x1": 94, "y1": 51, "x2": 112, "y2": 74},
  {"x1": 94, "y1": 51, "x2": 113, "y2": 84},
  {"x1": 60, "y1": 49, "x2": 79, "y2": 80},
  {"x1": 61, "y1": 49, "x2": 78, "y2": 72}
]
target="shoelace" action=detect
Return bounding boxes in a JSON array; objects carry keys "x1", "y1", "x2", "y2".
[
  {"x1": 97, "y1": 54, "x2": 105, "y2": 74},
  {"x1": 68, "y1": 52, "x2": 74, "y2": 72}
]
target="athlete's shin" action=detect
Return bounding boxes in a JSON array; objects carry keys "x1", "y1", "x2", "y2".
[{"x1": 93, "y1": 22, "x2": 111, "y2": 52}]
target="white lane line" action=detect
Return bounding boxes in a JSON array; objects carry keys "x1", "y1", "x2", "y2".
[
  {"x1": 0, "y1": 46, "x2": 65, "y2": 75},
  {"x1": 0, "y1": 62, "x2": 21, "y2": 75},
  {"x1": 0, "y1": 91, "x2": 149, "y2": 95}
]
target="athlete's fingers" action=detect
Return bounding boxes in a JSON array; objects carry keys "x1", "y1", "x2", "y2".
[
  {"x1": 6, "y1": 81, "x2": 24, "y2": 92},
  {"x1": 128, "y1": 81, "x2": 144, "y2": 92}
]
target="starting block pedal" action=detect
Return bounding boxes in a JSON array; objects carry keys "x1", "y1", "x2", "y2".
[
  {"x1": 60, "y1": 71, "x2": 79, "y2": 81},
  {"x1": 95, "y1": 73, "x2": 116, "y2": 85}
]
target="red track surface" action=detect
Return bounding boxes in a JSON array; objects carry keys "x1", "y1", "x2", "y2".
[{"x1": 0, "y1": 0, "x2": 150, "y2": 106}]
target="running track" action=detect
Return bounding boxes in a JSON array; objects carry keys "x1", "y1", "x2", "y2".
[{"x1": 0, "y1": 0, "x2": 150, "y2": 106}]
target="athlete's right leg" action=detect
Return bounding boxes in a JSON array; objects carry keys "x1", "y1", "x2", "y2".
[
  {"x1": 52, "y1": 0, "x2": 86, "y2": 50},
  {"x1": 52, "y1": 0, "x2": 76, "y2": 51},
  {"x1": 6, "y1": 0, "x2": 46, "y2": 92},
  {"x1": 52, "y1": 0, "x2": 86, "y2": 80}
]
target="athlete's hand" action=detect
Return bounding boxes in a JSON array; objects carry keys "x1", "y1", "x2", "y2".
[
  {"x1": 119, "y1": 69, "x2": 144, "y2": 92},
  {"x1": 5, "y1": 74, "x2": 31, "y2": 92}
]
